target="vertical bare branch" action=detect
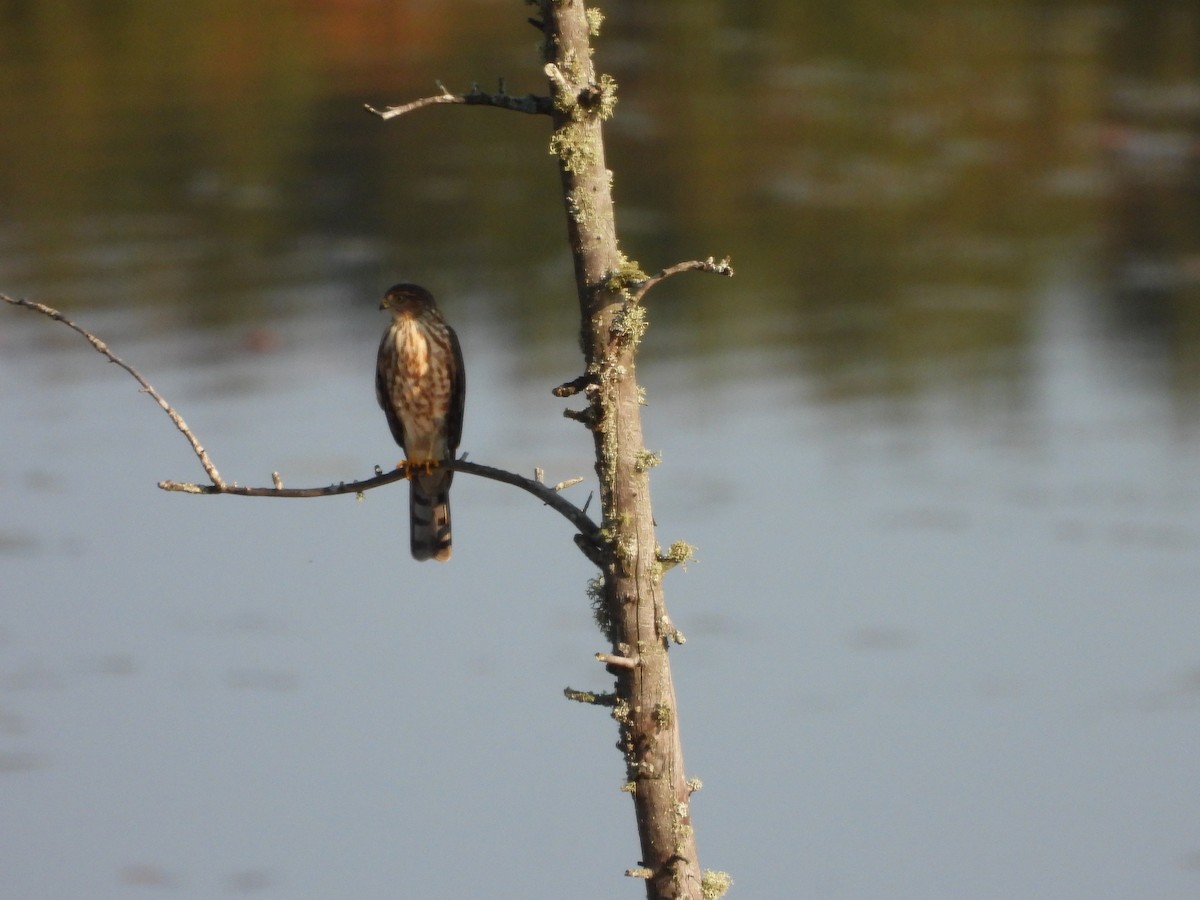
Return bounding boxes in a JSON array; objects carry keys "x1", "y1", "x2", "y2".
[{"x1": 532, "y1": 4, "x2": 720, "y2": 897}]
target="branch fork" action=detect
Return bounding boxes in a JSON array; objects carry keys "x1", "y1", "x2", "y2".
[
  {"x1": 3, "y1": 294, "x2": 601, "y2": 553},
  {"x1": 628, "y1": 256, "x2": 735, "y2": 305}
]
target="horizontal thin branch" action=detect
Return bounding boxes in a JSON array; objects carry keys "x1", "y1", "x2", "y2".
[
  {"x1": 629, "y1": 256, "x2": 735, "y2": 305},
  {"x1": 365, "y1": 80, "x2": 552, "y2": 120},
  {"x1": 162, "y1": 458, "x2": 600, "y2": 541},
  {"x1": 3, "y1": 292, "x2": 600, "y2": 545},
  {"x1": 2, "y1": 293, "x2": 226, "y2": 488}
]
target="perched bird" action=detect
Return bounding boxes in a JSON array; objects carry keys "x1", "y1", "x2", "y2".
[{"x1": 375, "y1": 283, "x2": 466, "y2": 562}]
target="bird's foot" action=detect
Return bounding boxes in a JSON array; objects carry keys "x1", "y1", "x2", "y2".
[{"x1": 396, "y1": 459, "x2": 439, "y2": 480}]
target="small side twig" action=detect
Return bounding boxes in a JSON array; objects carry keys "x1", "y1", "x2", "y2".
[
  {"x1": 365, "y1": 80, "x2": 552, "y2": 120},
  {"x1": 563, "y1": 687, "x2": 617, "y2": 707},
  {"x1": 552, "y1": 373, "x2": 597, "y2": 398},
  {"x1": 628, "y1": 256, "x2": 735, "y2": 305},
  {"x1": 595, "y1": 652, "x2": 639, "y2": 670},
  {"x1": 543, "y1": 62, "x2": 574, "y2": 98},
  {"x1": 562, "y1": 406, "x2": 597, "y2": 427}
]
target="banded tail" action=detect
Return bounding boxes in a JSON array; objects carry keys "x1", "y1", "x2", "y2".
[{"x1": 409, "y1": 471, "x2": 453, "y2": 562}]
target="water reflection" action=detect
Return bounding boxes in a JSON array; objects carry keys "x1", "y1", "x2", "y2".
[
  {"x1": 614, "y1": 2, "x2": 1200, "y2": 413},
  {"x1": 0, "y1": 2, "x2": 1195, "y2": 406}
]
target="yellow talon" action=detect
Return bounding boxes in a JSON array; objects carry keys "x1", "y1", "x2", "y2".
[{"x1": 395, "y1": 459, "x2": 438, "y2": 480}]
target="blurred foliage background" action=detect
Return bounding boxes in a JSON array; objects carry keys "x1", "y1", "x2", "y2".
[{"x1": 1, "y1": 0, "x2": 1199, "y2": 405}]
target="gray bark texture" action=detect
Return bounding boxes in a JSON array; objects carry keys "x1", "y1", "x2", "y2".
[{"x1": 535, "y1": 3, "x2": 706, "y2": 897}]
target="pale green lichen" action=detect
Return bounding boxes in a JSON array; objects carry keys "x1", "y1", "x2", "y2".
[
  {"x1": 612, "y1": 696, "x2": 631, "y2": 724},
  {"x1": 563, "y1": 686, "x2": 616, "y2": 706},
  {"x1": 586, "y1": 7, "x2": 604, "y2": 36},
  {"x1": 613, "y1": 532, "x2": 637, "y2": 572},
  {"x1": 593, "y1": 72, "x2": 618, "y2": 120},
  {"x1": 560, "y1": 48, "x2": 588, "y2": 94},
  {"x1": 609, "y1": 302, "x2": 647, "y2": 345},
  {"x1": 549, "y1": 122, "x2": 598, "y2": 174},
  {"x1": 652, "y1": 702, "x2": 673, "y2": 729},
  {"x1": 634, "y1": 449, "x2": 661, "y2": 473},
  {"x1": 658, "y1": 540, "x2": 696, "y2": 572},
  {"x1": 659, "y1": 613, "x2": 686, "y2": 644},
  {"x1": 673, "y1": 821, "x2": 694, "y2": 855},
  {"x1": 552, "y1": 83, "x2": 576, "y2": 116},
  {"x1": 588, "y1": 574, "x2": 613, "y2": 637},
  {"x1": 701, "y1": 870, "x2": 734, "y2": 899},
  {"x1": 605, "y1": 253, "x2": 648, "y2": 296},
  {"x1": 548, "y1": 48, "x2": 617, "y2": 124}
]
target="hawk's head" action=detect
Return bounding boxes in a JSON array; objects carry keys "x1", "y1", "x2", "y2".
[{"x1": 380, "y1": 283, "x2": 437, "y2": 314}]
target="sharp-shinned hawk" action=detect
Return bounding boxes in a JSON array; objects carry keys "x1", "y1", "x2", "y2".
[{"x1": 375, "y1": 283, "x2": 466, "y2": 562}]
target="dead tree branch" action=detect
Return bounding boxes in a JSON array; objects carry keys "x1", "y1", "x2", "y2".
[
  {"x1": 364, "y1": 80, "x2": 552, "y2": 120},
  {"x1": 3, "y1": 294, "x2": 226, "y2": 489},
  {"x1": 159, "y1": 458, "x2": 597, "y2": 542},
  {"x1": 628, "y1": 257, "x2": 735, "y2": 305},
  {"x1": 2, "y1": 293, "x2": 599, "y2": 548},
  {"x1": 529, "y1": 2, "x2": 730, "y2": 896}
]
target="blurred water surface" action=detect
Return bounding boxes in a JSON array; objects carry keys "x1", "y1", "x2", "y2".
[{"x1": 3, "y1": 2, "x2": 1200, "y2": 898}]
